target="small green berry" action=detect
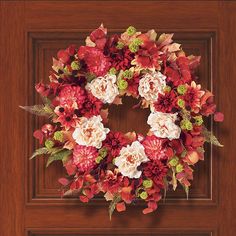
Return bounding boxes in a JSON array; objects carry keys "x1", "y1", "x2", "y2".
[
  {"x1": 177, "y1": 99, "x2": 185, "y2": 108},
  {"x1": 169, "y1": 157, "x2": 179, "y2": 167},
  {"x1": 194, "y1": 115, "x2": 203, "y2": 126},
  {"x1": 109, "y1": 67, "x2": 117, "y2": 75},
  {"x1": 95, "y1": 156, "x2": 103, "y2": 164},
  {"x1": 99, "y1": 147, "x2": 107, "y2": 158},
  {"x1": 143, "y1": 179, "x2": 153, "y2": 189},
  {"x1": 117, "y1": 79, "x2": 128, "y2": 90},
  {"x1": 126, "y1": 26, "x2": 136, "y2": 36},
  {"x1": 164, "y1": 86, "x2": 171, "y2": 93},
  {"x1": 53, "y1": 131, "x2": 64, "y2": 142},
  {"x1": 180, "y1": 119, "x2": 193, "y2": 131},
  {"x1": 45, "y1": 140, "x2": 54, "y2": 149},
  {"x1": 139, "y1": 191, "x2": 148, "y2": 200},
  {"x1": 176, "y1": 164, "x2": 184, "y2": 173},
  {"x1": 177, "y1": 85, "x2": 187, "y2": 95},
  {"x1": 71, "y1": 61, "x2": 80, "y2": 70},
  {"x1": 116, "y1": 41, "x2": 124, "y2": 49},
  {"x1": 128, "y1": 38, "x2": 143, "y2": 53},
  {"x1": 123, "y1": 70, "x2": 133, "y2": 79}
]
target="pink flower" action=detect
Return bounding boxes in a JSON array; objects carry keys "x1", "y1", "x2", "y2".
[
  {"x1": 142, "y1": 135, "x2": 167, "y2": 161},
  {"x1": 73, "y1": 145, "x2": 98, "y2": 172},
  {"x1": 58, "y1": 85, "x2": 85, "y2": 109},
  {"x1": 77, "y1": 46, "x2": 110, "y2": 76}
]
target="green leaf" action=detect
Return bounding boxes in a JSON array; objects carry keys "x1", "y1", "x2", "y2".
[
  {"x1": 171, "y1": 168, "x2": 177, "y2": 191},
  {"x1": 202, "y1": 127, "x2": 223, "y2": 147},
  {"x1": 41, "y1": 96, "x2": 51, "y2": 105},
  {"x1": 108, "y1": 194, "x2": 121, "y2": 221},
  {"x1": 19, "y1": 104, "x2": 54, "y2": 117},
  {"x1": 46, "y1": 149, "x2": 71, "y2": 167},
  {"x1": 30, "y1": 147, "x2": 49, "y2": 159},
  {"x1": 183, "y1": 185, "x2": 189, "y2": 200}
]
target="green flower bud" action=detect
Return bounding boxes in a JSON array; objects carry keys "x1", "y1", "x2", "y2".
[
  {"x1": 180, "y1": 119, "x2": 193, "y2": 131},
  {"x1": 99, "y1": 147, "x2": 107, "y2": 158},
  {"x1": 164, "y1": 86, "x2": 171, "y2": 93},
  {"x1": 128, "y1": 38, "x2": 142, "y2": 53},
  {"x1": 109, "y1": 67, "x2": 117, "y2": 75},
  {"x1": 117, "y1": 79, "x2": 128, "y2": 90},
  {"x1": 71, "y1": 61, "x2": 80, "y2": 70},
  {"x1": 177, "y1": 85, "x2": 187, "y2": 95},
  {"x1": 129, "y1": 43, "x2": 139, "y2": 53},
  {"x1": 139, "y1": 191, "x2": 148, "y2": 200},
  {"x1": 95, "y1": 156, "x2": 103, "y2": 164},
  {"x1": 143, "y1": 179, "x2": 153, "y2": 189},
  {"x1": 177, "y1": 98, "x2": 185, "y2": 108},
  {"x1": 53, "y1": 131, "x2": 64, "y2": 142},
  {"x1": 116, "y1": 41, "x2": 124, "y2": 49},
  {"x1": 123, "y1": 70, "x2": 133, "y2": 79},
  {"x1": 194, "y1": 115, "x2": 203, "y2": 126},
  {"x1": 176, "y1": 164, "x2": 184, "y2": 173},
  {"x1": 169, "y1": 157, "x2": 179, "y2": 167},
  {"x1": 45, "y1": 140, "x2": 54, "y2": 149},
  {"x1": 126, "y1": 26, "x2": 136, "y2": 36}
]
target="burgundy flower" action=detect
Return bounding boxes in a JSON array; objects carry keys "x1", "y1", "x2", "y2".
[
  {"x1": 154, "y1": 91, "x2": 178, "y2": 113},
  {"x1": 127, "y1": 74, "x2": 140, "y2": 97},
  {"x1": 143, "y1": 160, "x2": 168, "y2": 186},
  {"x1": 79, "y1": 92, "x2": 103, "y2": 118},
  {"x1": 102, "y1": 131, "x2": 128, "y2": 158},
  {"x1": 89, "y1": 25, "x2": 107, "y2": 50},
  {"x1": 106, "y1": 43, "x2": 134, "y2": 70},
  {"x1": 77, "y1": 46, "x2": 110, "y2": 76}
]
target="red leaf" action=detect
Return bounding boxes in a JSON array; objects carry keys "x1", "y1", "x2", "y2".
[
  {"x1": 116, "y1": 202, "x2": 126, "y2": 212},
  {"x1": 33, "y1": 130, "x2": 44, "y2": 144},
  {"x1": 142, "y1": 207, "x2": 154, "y2": 214},
  {"x1": 214, "y1": 112, "x2": 224, "y2": 122},
  {"x1": 57, "y1": 50, "x2": 70, "y2": 64},
  {"x1": 80, "y1": 195, "x2": 89, "y2": 203},
  {"x1": 58, "y1": 178, "x2": 69, "y2": 186}
]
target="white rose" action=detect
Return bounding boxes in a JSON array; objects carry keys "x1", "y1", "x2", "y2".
[
  {"x1": 147, "y1": 112, "x2": 181, "y2": 140},
  {"x1": 72, "y1": 115, "x2": 109, "y2": 148},
  {"x1": 114, "y1": 141, "x2": 149, "y2": 179},
  {"x1": 138, "y1": 72, "x2": 166, "y2": 102},
  {"x1": 86, "y1": 74, "x2": 119, "y2": 103}
]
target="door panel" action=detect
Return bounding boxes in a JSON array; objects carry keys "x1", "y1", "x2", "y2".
[{"x1": 1, "y1": 1, "x2": 235, "y2": 236}]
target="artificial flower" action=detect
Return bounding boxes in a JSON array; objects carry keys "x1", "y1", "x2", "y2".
[
  {"x1": 147, "y1": 112, "x2": 181, "y2": 140},
  {"x1": 114, "y1": 141, "x2": 150, "y2": 178},
  {"x1": 72, "y1": 115, "x2": 110, "y2": 148},
  {"x1": 138, "y1": 72, "x2": 166, "y2": 102},
  {"x1": 86, "y1": 74, "x2": 119, "y2": 103}
]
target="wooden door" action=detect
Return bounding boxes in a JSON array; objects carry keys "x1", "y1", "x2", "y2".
[{"x1": 1, "y1": 1, "x2": 235, "y2": 236}]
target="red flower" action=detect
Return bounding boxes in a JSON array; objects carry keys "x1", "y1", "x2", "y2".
[
  {"x1": 73, "y1": 145, "x2": 98, "y2": 172},
  {"x1": 58, "y1": 85, "x2": 85, "y2": 108},
  {"x1": 78, "y1": 46, "x2": 110, "y2": 76},
  {"x1": 200, "y1": 90, "x2": 216, "y2": 116},
  {"x1": 183, "y1": 82, "x2": 204, "y2": 113},
  {"x1": 79, "y1": 93, "x2": 103, "y2": 118},
  {"x1": 142, "y1": 135, "x2": 167, "y2": 161},
  {"x1": 57, "y1": 45, "x2": 76, "y2": 64},
  {"x1": 143, "y1": 160, "x2": 168, "y2": 186},
  {"x1": 89, "y1": 25, "x2": 107, "y2": 50},
  {"x1": 165, "y1": 56, "x2": 192, "y2": 87},
  {"x1": 127, "y1": 74, "x2": 140, "y2": 97},
  {"x1": 154, "y1": 91, "x2": 178, "y2": 113},
  {"x1": 102, "y1": 131, "x2": 128, "y2": 158},
  {"x1": 134, "y1": 41, "x2": 160, "y2": 70},
  {"x1": 35, "y1": 82, "x2": 51, "y2": 97}
]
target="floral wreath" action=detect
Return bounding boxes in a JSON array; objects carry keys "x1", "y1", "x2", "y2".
[{"x1": 22, "y1": 25, "x2": 223, "y2": 218}]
